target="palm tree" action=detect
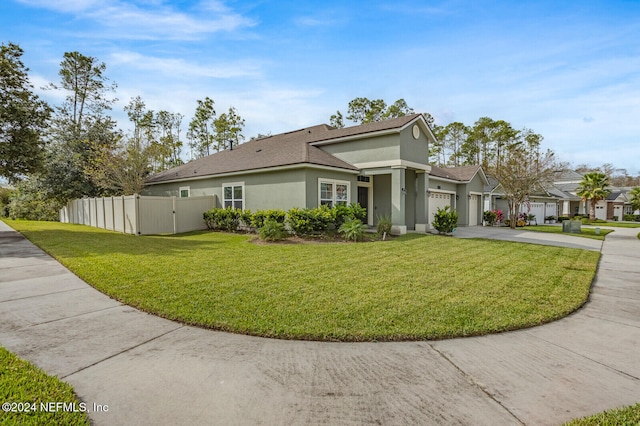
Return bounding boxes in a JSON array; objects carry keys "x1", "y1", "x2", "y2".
[
  {"x1": 576, "y1": 172, "x2": 610, "y2": 220},
  {"x1": 630, "y1": 187, "x2": 640, "y2": 213}
]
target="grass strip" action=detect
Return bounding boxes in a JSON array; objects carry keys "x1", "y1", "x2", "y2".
[
  {"x1": 565, "y1": 403, "x2": 640, "y2": 425},
  {"x1": 0, "y1": 346, "x2": 89, "y2": 426},
  {"x1": 523, "y1": 225, "x2": 612, "y2": 240}
]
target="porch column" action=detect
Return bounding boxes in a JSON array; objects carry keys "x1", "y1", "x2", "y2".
[
  {"x1": 415, "y1": 171, "x2": 429, "y2": 232},
  {"x1": 390, "y1": 166, "x2": 407, "y2": 235},
  {"x1": 562, "y1": 200, "x2": 570, "y2": 216}
]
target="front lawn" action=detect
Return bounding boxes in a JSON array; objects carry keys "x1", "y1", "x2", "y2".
[
  {"x1": 523, "y1": 225, "x2": 612, "y2": 240},
  {"x1": 0, "y1": 345, "x2": 89, "y2": 425},
  {"x1": 4, "y1": 219, "x2": 600, "y2": 341}
]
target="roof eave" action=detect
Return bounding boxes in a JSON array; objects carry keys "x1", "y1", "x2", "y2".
[{"x1": 146, "y1": 162, "x2": 360, "y2": 185}]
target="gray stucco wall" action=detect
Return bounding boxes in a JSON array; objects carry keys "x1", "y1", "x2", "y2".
[
  {"x1": 143, "y1": 167, "x2": 358, "y2": 212},
  {"x1": 399, "y1": 124, "x2": 430, "y2": 165},
  {"x1": 320, "y1": 134, "x2": 400, "y2": 165},
  {"x1": 405, "y1": 169, "x2": 416, "y2": 229},
  {"x1": 372, "y1": 174, "x2": 391, "y2": 223}
]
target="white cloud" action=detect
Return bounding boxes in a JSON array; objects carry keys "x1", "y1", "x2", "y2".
[
  {"x1": 109, "y1": 51, "x2": 262, "y2": 79},
  {"x1": 17, "y1": 0, "x2": 255, "y2": 40}
]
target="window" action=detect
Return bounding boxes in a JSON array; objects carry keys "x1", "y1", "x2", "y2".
[
  {"x1": 179, "y1": 186, "x2": 190, "y2": 198},
  {"x1": 223, "y1": 183, "x2": 244, "y2": 210},
  {"x1": 318, "y1": 179, "x2": 350, "y2": 207}
]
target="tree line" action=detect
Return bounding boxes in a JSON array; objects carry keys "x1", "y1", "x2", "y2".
[
  {"x1": 1, "y1": 42, "x2": 638, "y2": 223},
  {"x1": 0, "y1": 43, "x2": 245, "y2": 219}
]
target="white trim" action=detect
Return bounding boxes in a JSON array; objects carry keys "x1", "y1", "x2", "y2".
[
  {"x1": 146, "y1": 163, "x2": 360, "y2": 186},
  {"x1": 428, "y1": 189, "x2": 457, "y2": 195},
  {"x1": 353, "y1": 159, "x2": 431, "y2": 172},
  {"x1": 318, "y1": 178, "x2": 351, "y2": 207},
  {"x1": 179, "y1": 186, "x2": 190, "y2": 198},
  {"x1": 222, "y1": 182, "x2": 245, "y2": 210}
]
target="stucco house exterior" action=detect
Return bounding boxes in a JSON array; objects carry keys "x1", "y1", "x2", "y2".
[{"x1": 144, "y1": 114, "x2": 487, "y2": 234}]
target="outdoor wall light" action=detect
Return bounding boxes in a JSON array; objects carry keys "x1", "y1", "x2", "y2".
[
  {"x1": 468, "y1": 194, "x2": 472, "y2": 199},
  {"x1": 401, "y1": 188, "x2": 407, "y2": 195},
  {"x1": 456, "y1": 195, "x2": 459, "y2": 200}
]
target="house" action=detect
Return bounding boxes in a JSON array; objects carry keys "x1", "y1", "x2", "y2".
[
  {"x1": 553, "y1": 170, "x2": 629, "y2": 221},
  {"x1": 484, "y1": 177, "x2": 562, "y2": 224},
  {"x1": 144, "y1": 114, "x2": 488, "y2": 234}
]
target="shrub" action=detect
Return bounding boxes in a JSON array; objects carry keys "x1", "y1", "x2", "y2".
[
  {"x1": 339, "y1": 218, "x2": 366, "y2": 242},
  {"x1": 203, "y1": 207, "x2": 242, "y2": 232},
  {"x1": 0, "y1": 187, "x2": 12, "y2": 218},
  {"x1": 333, "y1": 203, "x2": 367, "y2": 228},
  {"x1": 251, "y1": 209, "x2": 286, "y2": 228},
  {"x1": 623, "y1": 214, "x2": 640, "y2": 222},
  {"x1": 239, "y1": 209, "x2": 253, "y2": 229},
  {"x1": 286, "y1": 206, "x2": 333, "y2": 236},
  {"x1": 483, "y1": 210, "x2": 497, "y2": 226},
  {"x1": 376, "y1": 214, "x2": 392, "y2": 236},
  {"x1": 432, "y1": 206, "x2": 458, "y2": 235},
  {"x1": 259, "y1": 219, "x2": 289, "y2": 241},
  {"x1": 558, "y1": 216, "x2": 570, "y2": 222}
]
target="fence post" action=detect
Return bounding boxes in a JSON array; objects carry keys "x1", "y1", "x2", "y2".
[
  {"x1": 135, "y1": 194, "x2": 141, "y2": 235},
  {"x1": 172, "y1": 196, "x2": 177, "y2": 234}
]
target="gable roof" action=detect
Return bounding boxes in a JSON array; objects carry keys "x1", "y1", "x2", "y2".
[
  {"x1": 430, "y1": 165, "x2": 488, "y2": 184},
  {"x1": 309, "y1": 113, "x2": 432, "y2": 145},
  {"x1": 147, "y1": 114, "x2": 429, "y2": 185}
]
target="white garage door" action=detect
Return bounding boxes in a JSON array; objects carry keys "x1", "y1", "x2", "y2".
[
  {"x1": 520, "y1": 202, "x2": 545, "y2": 224},
  {"x1": 469, "y1": 194, "x2": 479, "y2": 226},
  {"x1": 595, "y1": 201, "x2": 607, "y2": 220},
  {"x1": 429, "y1": 192, "x2": 452, "y2": 228}
]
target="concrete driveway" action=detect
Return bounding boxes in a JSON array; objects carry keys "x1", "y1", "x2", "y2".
[{"x1": 0, "y1": 221, "x2": 638, "y2": 425}]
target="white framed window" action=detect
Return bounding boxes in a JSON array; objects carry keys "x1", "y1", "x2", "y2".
[
  {"x1": 179, "y1": 186, "x2": 190, "y2": 198},
  {"x1": 223, "y1": 182, "x2": 244, "y2": 210},
  {"x1": 318, "y1": 179, "x2": 350, "y2": 207}
]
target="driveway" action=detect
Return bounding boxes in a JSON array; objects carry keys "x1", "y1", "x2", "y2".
[{"x1": 0, "y1": 221, "x2": 638, "y2": 425}]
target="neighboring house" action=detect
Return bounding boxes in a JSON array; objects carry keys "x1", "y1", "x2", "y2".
[
  {"x1": 144, "y1": 114, "x2": 487, "y2": 234},
  {"x1": 483, "y1": 177, "x2": 561, "y2": 224},
  {"x1": 553, "y1": 170, "x2": 630, "y2": 221}
]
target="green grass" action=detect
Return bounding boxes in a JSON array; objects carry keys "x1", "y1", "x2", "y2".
[
  {"x1": 4, "y1": 219, "x2": 600, "y2": 342},
  {"x1": 565, "y1": 403, "x2": 640, "y2": 425},
  {"x1": 585, "y1": 221, "x2": 640, "y2": 228},
  {"x1": 523, "y1": 225, "x2": 612, "y2": 240},
  {"x1": 0, "y1": 346, "x2": 89, "y2": 426}
]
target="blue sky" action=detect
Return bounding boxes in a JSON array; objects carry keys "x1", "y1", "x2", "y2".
[{"x1": 2, "y1": 0, "x2": 639, "y2": 173}]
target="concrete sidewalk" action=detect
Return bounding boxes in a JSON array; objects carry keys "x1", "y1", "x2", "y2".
[{"x1": 0, "y1": 221, "x2": 638, "y2": 425}]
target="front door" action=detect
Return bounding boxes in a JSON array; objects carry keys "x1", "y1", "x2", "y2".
[{"x1": 358, "y1": 186, "x2": 369, "y2": 224}]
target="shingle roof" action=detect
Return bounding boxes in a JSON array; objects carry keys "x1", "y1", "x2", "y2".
[
  {"x1": 554, "y1": 170, "x2": 584, "y2": 182},
  {"x1": 429, "y1": 165, "x2": 483, "y2": 182},
  {"x1": 147, "y1": 114, "x2": 425, "y2": 184},
  {"x1": 147, "y1": 125, "x2": 361, "y2": 184}
]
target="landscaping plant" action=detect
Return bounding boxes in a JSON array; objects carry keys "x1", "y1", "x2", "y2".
[
  {"x1": 258, "y1": 219, "x2": 289, "y2": 241},
  {"x1": 432, "y1": 206, "x2": 458, "y2": 234},
  {"x1": 376, "y1": 214, "x2": 392, "y2": 236},
  {"x1": 338, "y1": 217, "x2": 366, "y2": 242}
]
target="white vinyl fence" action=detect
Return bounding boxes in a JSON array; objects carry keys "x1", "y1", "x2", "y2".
[{"x1": 59, "y1": 194, "x2": 216, "y2": 235}]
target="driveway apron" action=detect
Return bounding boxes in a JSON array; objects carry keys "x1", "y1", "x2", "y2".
[{"x1": 0, "y1": 221, "x2": 638, "y2": 425}]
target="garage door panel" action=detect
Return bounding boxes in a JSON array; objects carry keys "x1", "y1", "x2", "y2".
[
  {"x1": 429, "y1": 193, "x2": 451, "y2": 228},
  {"x1": 469, "y1": 194, "x2": 479, "y2": 226}
]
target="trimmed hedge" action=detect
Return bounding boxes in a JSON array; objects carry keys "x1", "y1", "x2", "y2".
[{"x1": 203, "y1": 203, "x2": 369, "y2": 236}]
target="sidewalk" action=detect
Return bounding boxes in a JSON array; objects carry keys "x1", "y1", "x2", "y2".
[{"x1": 1, "y1": 221, "x2": 638, "y2": 425}]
